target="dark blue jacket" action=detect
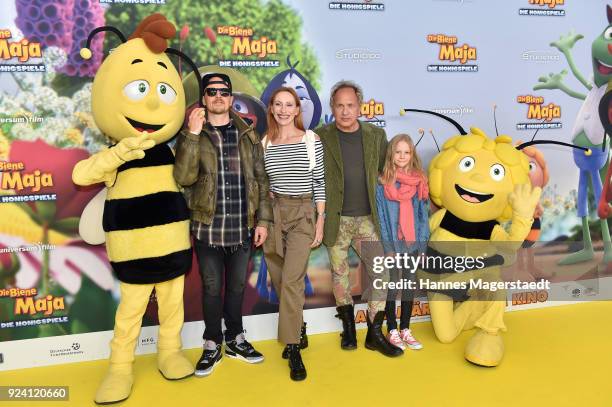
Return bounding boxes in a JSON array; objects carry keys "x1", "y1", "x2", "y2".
[{"x1": 375, "y1": 183, "x2": 430, "y2": 254}]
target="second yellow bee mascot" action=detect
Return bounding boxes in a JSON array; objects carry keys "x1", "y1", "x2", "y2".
[
  {"x1": 403, "y1": 109, "x2": 541, "y2": 367},
  {"x1": 72, "y1": 14, "x2": 203, "y2": 404}
]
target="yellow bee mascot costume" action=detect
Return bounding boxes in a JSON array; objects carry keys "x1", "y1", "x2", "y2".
[
  {"x1": 72, "y1": 14, "x2": 203, "y2": 404},
  {"x1": 402, "y1": 109, "x2": 542, "y2": 367}
]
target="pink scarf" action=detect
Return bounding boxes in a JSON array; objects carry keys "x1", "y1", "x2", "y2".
[{"x1": 383, "y1": 170, "x2": 428, "y2": 242}]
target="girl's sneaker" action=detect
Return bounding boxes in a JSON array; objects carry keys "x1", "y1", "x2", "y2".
[
  {"x1": 400, "y1": 329, "x2": 423, "y2": 350},
  {"x1": 386, "y1": 329, "x2": 406, "y2": 350}
]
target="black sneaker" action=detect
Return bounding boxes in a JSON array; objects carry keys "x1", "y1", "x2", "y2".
[
  {"x1": 195, "y1": 340, "x2": 222, "y2": 377},
  {"x1": 225, "y1": 332, "x2": 264, "y2": 364}
]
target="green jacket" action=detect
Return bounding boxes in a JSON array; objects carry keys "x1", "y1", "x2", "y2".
[
  {"x1": 316, "y1": 121, "x2": 388, "y2": 246},
  {"x1": 173, "y1": 111, "x2": 273, "y2": 229}
]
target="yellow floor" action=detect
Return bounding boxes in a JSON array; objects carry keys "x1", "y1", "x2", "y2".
[{"x1": 1, "y1": 302, "x2": 611, "y2": 407}]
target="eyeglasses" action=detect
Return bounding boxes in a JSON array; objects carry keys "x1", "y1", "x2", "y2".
[{"x1": 205, "y1": 88, "x2": 232, "y2": 97}]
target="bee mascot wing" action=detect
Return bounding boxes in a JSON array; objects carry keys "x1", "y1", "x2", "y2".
[{"x1": 79, "y1": 188, "x2": 107, "y2": 245}]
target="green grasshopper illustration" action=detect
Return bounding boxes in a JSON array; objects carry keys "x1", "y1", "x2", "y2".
[{"x1": 533, "y1": 5, "x2": 612, "y2": 265}]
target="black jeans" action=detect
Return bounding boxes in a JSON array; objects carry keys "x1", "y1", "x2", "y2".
[
  {"x1": 385, "y1": 266, "x2": 415, "y2": 331},
  {"x1": 194, "y1": 238, "x2": 252, "y2": 344}
]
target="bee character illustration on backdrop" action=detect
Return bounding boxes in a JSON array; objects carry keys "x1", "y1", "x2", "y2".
[
  {"x1": 72, "y1": 14, "x2": 203, "y2": 404},
  {"x1": 261, "y1": 56, "x2": 322, "y2": 130}
]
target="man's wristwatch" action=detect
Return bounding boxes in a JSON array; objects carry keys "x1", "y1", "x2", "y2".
[{"x1": 317, "y1": 211, "x2": 326, "y2": 219}]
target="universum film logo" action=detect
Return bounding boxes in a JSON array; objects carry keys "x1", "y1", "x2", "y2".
[
  {"x1": 361, "y1": 99, "x2": 385, "y2": 127},
  {"x1": 0, "y1": 28, "x2": 45, "y2": 73},
  {"x1": 519, "y1": 0, "x2": 565, "y2": 17},
  {"x1": 432, "y1": 105, "x2": 474, "y2": 117},
  {"x1": 329, "y1": 0, "x2": 384, "y2": 11},
  {"x1": 516, "y1": 94, "x2": 562, "y2": 130},
  {"x1": 427, "y1": 34, "x2": 478, "y2": 72},
  {"x1": 217, "y1": 25, "x2": 279, "y2": 68}
]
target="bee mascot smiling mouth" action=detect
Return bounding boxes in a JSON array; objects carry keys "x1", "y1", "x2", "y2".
[
  {"x1": 72, "y1": 14, "x2": 203, "y2": 404},
  {"x1": 402, "y1": 109, "x2": 542, "y2": 367}
]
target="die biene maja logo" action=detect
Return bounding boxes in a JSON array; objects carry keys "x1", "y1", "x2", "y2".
[
  {"x1": 361, "y1": 99, "x2": 385, "y2": 127},
  {"x1": 519, "y1": 0, "x2": 566, "y2": 17},
  {"x1": 516, "y1": 94, "x2": 562, "y2": 130},
  {"x1": 0, "y1": 288, "x2": 65, "y2": 317},
  {"x1": 427, "y1": 34, "x2": 478, "y2": 73},
  {"x1": 217, "y1": 25, "x2": 279, "y2": 68},
  {"x1": 0, "y1": 161, "x2": 54, "y2": 193},
  {"x1": 0, "y1": 29, "x2": 45, "y2": 73}
]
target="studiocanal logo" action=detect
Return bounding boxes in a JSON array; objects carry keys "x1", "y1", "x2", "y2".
[
  {"x1": 361, "y1": 99, "x2": 386, "y2": 127},
  {"x1": 0, "y1": 29, "x2": 45, "y2": 73},
  {"x1": 522, "y1": 50, "x2": 561, "y2": 64},
  {"x1": 426, "y1": 34, "x2": 478, "y2": 72},
  {"x1": 329, "y1": 0, "x2": 384, "y2": 11},
  {"x1": 335, "y1": 48, "x2": 382, "y2": 63},
  {"x1": 217, "y1": 25, "x2": 279, "y2": 68},
  {"x1": 516, "y1": 94, "x2": 562, "y2": 130},
  {"x1": 519, "y1": 0, "x2": 566, "y2": 17}
]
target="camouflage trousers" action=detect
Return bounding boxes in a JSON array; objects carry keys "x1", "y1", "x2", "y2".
[{"x1": 327, "y1": 215, "x2": 388, "y2": 317}]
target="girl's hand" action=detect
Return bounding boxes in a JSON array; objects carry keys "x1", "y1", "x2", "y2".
[{"x1": 311, "y1": 216, "x2": 324, "y2": 248}]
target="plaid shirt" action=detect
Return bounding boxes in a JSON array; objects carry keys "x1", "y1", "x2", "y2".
[{"x1": 191, "y1": 120, "x2": 249, "y2": 247}]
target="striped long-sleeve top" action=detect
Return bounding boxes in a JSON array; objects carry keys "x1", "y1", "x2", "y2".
[{"x1": 263, "y1": 135, "x2": 326, "y2": 202}]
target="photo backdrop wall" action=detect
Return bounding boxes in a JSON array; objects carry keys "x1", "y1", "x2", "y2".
[{"x1": 1, "y1": 0, "x2": 611, "y2": 370}]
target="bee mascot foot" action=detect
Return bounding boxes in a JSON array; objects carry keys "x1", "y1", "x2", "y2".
[
  {"x1": 94, "y1": 364, "x2": 134, "y2": 405},
  {"x1": 464, "y1": 329, "x2": 504, "y2": 367},
  {"x1": 158, "y1": 350, "x2": 194, "y2": 380}
]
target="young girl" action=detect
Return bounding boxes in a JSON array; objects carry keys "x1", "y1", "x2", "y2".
[{"x1": 375, "y1": 134, "x2": 430, "y2": 351}]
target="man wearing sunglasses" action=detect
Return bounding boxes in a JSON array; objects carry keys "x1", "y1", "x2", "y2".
[{"x1": 174, "y1": 73, "x2": 273, "y2": 377}]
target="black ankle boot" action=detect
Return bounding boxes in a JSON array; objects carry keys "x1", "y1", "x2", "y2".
[
  {"x1": 300, "y1": 322, "x2": 308, "y2": 349},
  {"x1": 335, "y1": 304, "x2": 357, "y2": 350},
  {"x1": 365, "y1": 311, "x2": 403, "y2": 357},
  {"x1": 287, "y1": 344, "x2": 307, "y2": 381},
  {"x1": 282, "y1": 322, "x2": 308, "y2": 359}
]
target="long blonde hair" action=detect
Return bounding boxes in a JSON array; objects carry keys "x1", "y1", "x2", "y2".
[
  {"x1": 265, "y1": 87, "x2": 305, "y2": 145},
  {"x1": 380, "y1": 134, "x2": 424, "y2": 185}
]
